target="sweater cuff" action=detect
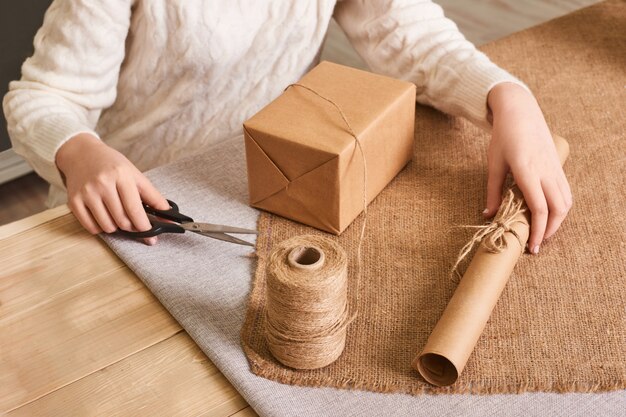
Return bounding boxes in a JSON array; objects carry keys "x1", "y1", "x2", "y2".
[
  {"x1": 449, "y1": 60, "x2": 531, "y2": 130},
  {"x1": 28, "y1": 115, "x2": 100, "y2": 189}
]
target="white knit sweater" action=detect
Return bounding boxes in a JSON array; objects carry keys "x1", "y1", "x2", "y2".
[{"x1": 3, "y1": 0, "x2": 525, "y2": 206}]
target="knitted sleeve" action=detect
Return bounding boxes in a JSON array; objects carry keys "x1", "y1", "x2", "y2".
[
  {"x1": 2, "y1": 0, "x2": 132, "y2": 188},
  {"x1": 334, "y1": 0, "x2": 530, "y2": 129}
]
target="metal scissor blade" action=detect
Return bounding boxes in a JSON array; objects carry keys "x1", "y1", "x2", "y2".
[
  {"x1": 182, "y1": 222, "x2": 257, "y2": 235},
  {"x1": 197, "y1": 231, "x2": 255, "y2": 247}
]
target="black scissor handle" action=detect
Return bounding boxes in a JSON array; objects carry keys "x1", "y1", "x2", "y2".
[
  {"x1": 142, "y1": 199, "x2": 194, "y2": 223},
  {"x1": 117, "y1": 220, "x2": 186, "y2": 238}
]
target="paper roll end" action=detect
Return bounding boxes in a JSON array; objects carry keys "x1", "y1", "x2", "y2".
[{"x1": 414, "y1": 352, "x2": 459, "y2": 387}]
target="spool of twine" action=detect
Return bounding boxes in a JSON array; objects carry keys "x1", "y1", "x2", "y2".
[
  {"x1": 264, "y1": 84, "x2": 366, "y2": 369},
  {"x1": 265, "y1": 235, "x2": 352, "y2": 369}
]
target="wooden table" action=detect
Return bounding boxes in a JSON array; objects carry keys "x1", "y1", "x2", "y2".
[{"x1": 0, "y1": 206, "x2": 257, "y2": 416}]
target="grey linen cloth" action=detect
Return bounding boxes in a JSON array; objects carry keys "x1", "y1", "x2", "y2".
[{"x1": 102, "y1": 137, "x2": 625, "y2": 417}]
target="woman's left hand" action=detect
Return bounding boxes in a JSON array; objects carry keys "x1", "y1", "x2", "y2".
[{"x1": 485, "y1": 82, "x2": 572, "y2": 255}]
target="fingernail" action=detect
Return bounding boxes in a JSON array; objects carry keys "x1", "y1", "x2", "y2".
[
  {"x1": 532, "y1": 245, "x2": 540, "y2": 255},
  {"x1": 146, "y1": 237, "x2": 157, "y2": 246}
]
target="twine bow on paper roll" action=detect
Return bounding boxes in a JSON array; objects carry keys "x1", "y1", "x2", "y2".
[
  {"x1": 265, "y1": 235, "x2": 353, "y2": 369},
  {"x1": 451, "y1": 188, "x2": 526, "y2": 277},
  {"x1": 414, "y1": 135, "x2": 570, "y2": 387}
]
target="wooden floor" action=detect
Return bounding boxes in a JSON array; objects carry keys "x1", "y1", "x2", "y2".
[
  {"x1": 0, "y1": 173, "x2": 49, "y2": 226},
  {"x1": 0, "y1": 0, "x2": 601, "y2": 227}
]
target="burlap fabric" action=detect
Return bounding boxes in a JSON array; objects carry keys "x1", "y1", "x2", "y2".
[{"x1": 242, "y1": 0, "x2": 626, "y2": 394}]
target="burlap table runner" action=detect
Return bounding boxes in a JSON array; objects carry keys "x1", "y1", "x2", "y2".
[{"x1": 242, "y1": 0, "x2": 626, "y2": 394}]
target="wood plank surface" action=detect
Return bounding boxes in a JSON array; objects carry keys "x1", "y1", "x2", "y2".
[
  {"x1": 0, "y1": 211, "x2": 181, "y2": 412},
  {"x1": 0, "y1": 214, "x2": 122, "y2": 319},
  {"x1": 230, "y1": 406, "x2": 259, "y2": 417},
  {"x1": 0, "y1": 204, "x2": 70, "y2": 240},
  {"x1": 7, "y1": 332, "x2": 249, "y2": 417},
  {"x1": 1, "y1": 207, "x2": 253, "y2": 416}
]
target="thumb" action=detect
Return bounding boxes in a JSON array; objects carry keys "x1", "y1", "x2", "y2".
[{"x1": 484, "y1": 157, "x2": 508, "y2": 218}]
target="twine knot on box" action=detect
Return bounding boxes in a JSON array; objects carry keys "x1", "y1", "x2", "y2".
[
  {"x1": 285, "y1": 82, "x2": 369, "y2": 242},
  {"x1": 452, "y1": 188, "x2": 526, "y2": 277}
]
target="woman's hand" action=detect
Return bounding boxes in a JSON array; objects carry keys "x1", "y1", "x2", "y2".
[
  {"x1": 485, "y1": 82, "x2": 572, "y2": 254},
  {"x1": 55, "y1": 133, "x2": 169, "y2": 245}
]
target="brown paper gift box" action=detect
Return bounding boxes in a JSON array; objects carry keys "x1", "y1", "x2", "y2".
[{"x1": 243, "y1": 61, "x2": 416, "y2": 234}]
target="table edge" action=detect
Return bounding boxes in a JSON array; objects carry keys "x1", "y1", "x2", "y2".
[{"x1": 0, "y1": 204, "x2": 71, "y2": 241}]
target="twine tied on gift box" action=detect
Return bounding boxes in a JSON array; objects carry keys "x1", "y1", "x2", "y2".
[
  {"x1": 263, "y1": 84, "x2": 370, "y2": 369},
  {"x1": 285, "y1": 83, "x2": 369, "y2": 247}
]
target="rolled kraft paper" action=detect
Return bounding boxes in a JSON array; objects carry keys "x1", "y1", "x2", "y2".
[
  {"x1": 414, "y1": 135, "x2": 570, "y2": 387},
  {"x1": 265, "y1": 235, "x2": 351, "y2": 370}
]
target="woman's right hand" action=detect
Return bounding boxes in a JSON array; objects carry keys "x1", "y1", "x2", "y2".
[{"x1": 55, "y1": 133, "x2": 169, "y2": 245}]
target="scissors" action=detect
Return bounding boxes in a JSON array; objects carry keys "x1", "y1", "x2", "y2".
[{"x1": 117, "y1": 199, "x2": 257, "y2": 246}]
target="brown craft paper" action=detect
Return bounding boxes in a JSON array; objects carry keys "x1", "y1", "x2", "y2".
[
  {"x1": 414, "y1": 135, "x2": 571, "y2": 386},
  {"x1": 243, "y1": 61, "x2": 416, "y2": 234},
  {"x1": 243, "y1": 2, "x2": 626, "y2": 394}
]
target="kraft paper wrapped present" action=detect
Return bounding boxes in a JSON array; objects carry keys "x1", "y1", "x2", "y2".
[{"x1": 243, "y1": 61, "x2": 416, "y2": 234}]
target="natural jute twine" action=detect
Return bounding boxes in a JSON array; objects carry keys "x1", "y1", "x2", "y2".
[
  {"x1": 245, "y1": 4, "x2": 626, "y2": 394},
  {"x1": 265, "y1": 235, "x2": 352, "y2": 369},
  {"x1": 452, "y1": 187, "x2": 526, "y2": 277},
  {"x1": 262, "y1": 84, "x2": 368, "y2": 369},
  {"x1": 285, "y1": 83, "x2": 369, "y2": 249}
]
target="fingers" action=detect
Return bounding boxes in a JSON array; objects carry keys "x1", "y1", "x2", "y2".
[
  {"x1": 102, "y1": 188, "x2": 134, "y2": 232},
  {"x1": 142, "y1": 236, "x2": 158, "y2": 246},
  {"x1": 515, "y1": 175, "x2": 548, "y2": 255},
  {"x1": 117, "y1": 180, "x2": 159, "y2": 245},
  {"x1": 484, "y1": 157, "x2": 508, "y2": 218},
  {"x1": 60, "y1": 140, "x2": 162, "y2": 245},
  {"x1": 69, "y1": 192, "x2": 116, "y2": 234},
  {"x1": 70, "y1": 193, "x2": 156, "y2": 246},
  {"x1": 136, "y1": 175, "x2": 169, "y2": 210},
  {"x1": 117, "y1": 179, "x2": 152, "y2": 232},
  {"x1": 103, "y1": 187, "x2": 159, "y2": 246},
  {"x1": 543, "y1": 175, "x2": 572, "y2": 240},
  {"x1": 69, "y1": 173, "x2": 161, "y2": 243},
  {"x1": 515, "y1": 166, "x2": 572, "y2": 254},
  {"x1": 541, "y1": 179, "x2": 566, "y2": 241},
  {"x1": 68, "y1": 198, "x2": 102, "y2": 235},
  {"x1": 84, "y1": 197, "x2": 118, "y2": 234}
]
